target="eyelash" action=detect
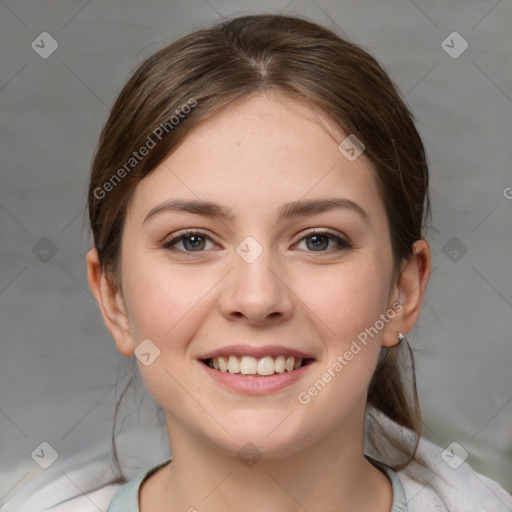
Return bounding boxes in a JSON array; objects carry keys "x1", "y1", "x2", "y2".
[{"x1": 161, "y1": 229, "x2": 352, "y2": 255}]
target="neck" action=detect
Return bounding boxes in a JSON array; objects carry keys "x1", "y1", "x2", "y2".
[{"x1": 140, "y1": 408, "x2": 392, "y2": 512}]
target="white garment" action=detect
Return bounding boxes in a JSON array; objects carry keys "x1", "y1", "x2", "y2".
[
  {"x1": 3, "y1": 412, "x2": 511, "y2": 512},
  {"x1": 1, "y1": 443, "x2": 122, "y2": 512}
]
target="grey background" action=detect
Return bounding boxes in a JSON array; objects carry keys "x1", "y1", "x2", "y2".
[{"x1": 1, "y1": 0, "x2": 511, "y2": 503}]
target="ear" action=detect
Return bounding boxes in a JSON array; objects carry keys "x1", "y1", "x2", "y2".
[
  {"x1": 382, "y1": 239, "x2": 431, "y2": 347},
  {"x1": 86, "y1": 247, "x2": 135, "y2": 357}
]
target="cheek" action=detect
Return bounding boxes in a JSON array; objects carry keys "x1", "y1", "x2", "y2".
[
  {"x1": 122, "y1": 257, "x2": 212, "y2": 346},
  {"x1": 296, "y1": 256, "x2": 392, "y2": 347},
  {"x1": 293, "y1": 261, "x2": 389, "y2": 424},
  {"x1": 121, "y1": 258, "x2": 214, "y2": 410}
]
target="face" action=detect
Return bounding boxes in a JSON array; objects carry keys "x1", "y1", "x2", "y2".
[{"x1": 115, "y1": 93, "x2": 402, "y2": 458}]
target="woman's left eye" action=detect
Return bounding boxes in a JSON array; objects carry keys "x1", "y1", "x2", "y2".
[{"x1": 295, "y1": 231, "x2": 352, "y2": 252}]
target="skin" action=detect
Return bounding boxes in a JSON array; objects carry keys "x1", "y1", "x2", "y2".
[{"x1": 87, "y1": 92, "x2": 430, "y2": 512}]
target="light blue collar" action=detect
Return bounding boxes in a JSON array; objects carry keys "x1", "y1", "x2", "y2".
[{"x1": 107, "y1": 457, "x2": 408, "y2": 511}]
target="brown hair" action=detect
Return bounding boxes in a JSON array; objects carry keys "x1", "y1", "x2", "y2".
[{"x1": 88, "y1": 13, "x2": 431, "y2": 482}]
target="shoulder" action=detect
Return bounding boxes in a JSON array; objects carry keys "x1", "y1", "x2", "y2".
[
  {"x1": 3, "y1": 475, "x2": 122, "y2": 512},
  {"x1": 397, "y1": 432, "x2": 512, "y2": 511},
  {"x1": 2, "y1": 444, "x2": 124, "y2": 512},
  {"x1": 367, "y1": 408, "x2": 512, "y2": 511},
  {"x1": 46, "y1": 485, "x2": 122, "y2": 512}
]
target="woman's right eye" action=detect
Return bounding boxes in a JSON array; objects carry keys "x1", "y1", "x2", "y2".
[{"x1": 162, "y1": 231, "x2": 217, "y2": 252}]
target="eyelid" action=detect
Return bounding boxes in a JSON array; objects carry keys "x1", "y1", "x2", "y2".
[
  {"x1": 161, "y1": 229, "x2": 220, "y2": 251},
  {"x1": 295, "y1": 227, "x2": 349, "y2": 241},
  {"x1": 293, "y1": 228, "x2": 352, "y2": 250}
]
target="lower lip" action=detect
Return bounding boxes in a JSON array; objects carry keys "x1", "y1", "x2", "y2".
[{"x1": 199, "y1": 360, "x2": 315, "y2": 395}]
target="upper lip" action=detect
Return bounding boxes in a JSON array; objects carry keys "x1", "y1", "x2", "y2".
[{"x1": 197, "y1": 344, "x2": 316, "y2": 360}]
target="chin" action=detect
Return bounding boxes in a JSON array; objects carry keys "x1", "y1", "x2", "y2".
[{"x1": 203, "y1": 416, "x2": 316, "y2": 461}]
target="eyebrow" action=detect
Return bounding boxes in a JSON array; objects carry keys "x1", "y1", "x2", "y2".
[{"x1": 142, "y1": 197, "x2": 372, "y2": 227}]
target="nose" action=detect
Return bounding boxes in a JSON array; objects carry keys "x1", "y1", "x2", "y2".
[{"x1": 218, "y1": 243, "x2": 294, "y2": 326}]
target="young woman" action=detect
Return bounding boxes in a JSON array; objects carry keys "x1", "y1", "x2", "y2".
[{"x1": 79, "y1": 13, "x2": 511, "y2": 512}]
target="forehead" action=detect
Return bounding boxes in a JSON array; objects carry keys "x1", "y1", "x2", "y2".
[{"x1": 127, "y1": 93, "x2": 386, "y2": 228}]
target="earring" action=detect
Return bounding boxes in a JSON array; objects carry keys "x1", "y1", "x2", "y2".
[{"x1": 398, "y1": 332, "x2": 405, "y2": 344}]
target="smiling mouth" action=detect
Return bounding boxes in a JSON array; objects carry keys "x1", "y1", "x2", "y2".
[{"x1": 201, "y1": 355, "x2": 314, "y2": 376}]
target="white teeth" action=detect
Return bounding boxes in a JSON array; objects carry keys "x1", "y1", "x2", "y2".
[
  {"x1": 227, "y1": 355, "x2": 240, "y2": 374},
  {"x1": 257, "y1": 356, "x2": 275, "y2": 376},
  {"x1": 240, "y1": 356, "x2": 257, "y2": 375},
  {"x1": 274, "y1": 355, "x2": 286, "y2": 373},
  {"x1": 218, "y1": 356, "x2": 228, "y2": 372},
  {"x1": 208, "y1": 355, "x2": 308, "y2": 376}
]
